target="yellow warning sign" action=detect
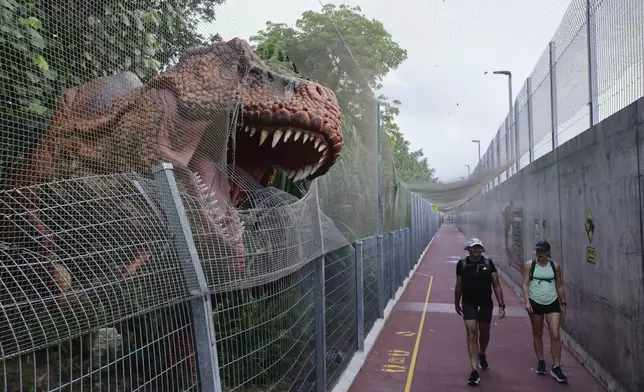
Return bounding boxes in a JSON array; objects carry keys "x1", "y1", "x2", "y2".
[
  {"x1": 431, "y1": 204, "x2": 437, "y2": 212},
  {"x1": 395, "y1": 331, "x2": 416, "y2": 337},
  {"x1": 387, "y1": 350, "x2": 410, "y2": 357},
  {"x1": 381, "y1": 364, "x2": 407, "y2": 373},
  {"x1": 586, "y1": 246, "x2": 596, "y2": 264},
  {"x1": 585, "y1": 208, "x2": 595, "y2": 243}
]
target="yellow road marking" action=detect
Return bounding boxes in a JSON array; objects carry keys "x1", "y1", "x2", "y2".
[
  {"x1": 395, "y1": 331, "x2": 416, "y2": 337},
  {"x1": 404, "y1": 274, "x2": 434, "y2": 392}
]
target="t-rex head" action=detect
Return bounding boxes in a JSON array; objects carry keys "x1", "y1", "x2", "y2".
[
  {"x1": 149, "y1": 37, "x2": 344, "y2": 204},
  {"x1": 6, "y1": 37, "x2": 343, "y2": 283}
]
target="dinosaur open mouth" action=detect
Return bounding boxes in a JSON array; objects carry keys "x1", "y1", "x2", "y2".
[{"x1": 228, "y1": 117, "x2": 332, "y2": 203}]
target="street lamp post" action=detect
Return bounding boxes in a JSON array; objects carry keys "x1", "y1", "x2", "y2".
[
  {"x1": 471, "y1": 139, "x2": 481, "y2": 167},
  {"x1": 492, "y1": 70, "x2": 513, "y2": 112},
  {"x1": 486, "y1": 70, "x2": 514, "y2": 177},
  {"x1": 464, "y1": 164, "x2": 470, "y2": 177}
]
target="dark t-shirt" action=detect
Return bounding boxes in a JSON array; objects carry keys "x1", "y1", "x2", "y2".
[{"x1": 456, "y1": 257, "x2": 497, "y2": 305}]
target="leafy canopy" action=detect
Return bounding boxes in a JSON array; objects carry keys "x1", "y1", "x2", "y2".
[{"x1": 250, "y1": 4, "x2": 436, "y2": 185}]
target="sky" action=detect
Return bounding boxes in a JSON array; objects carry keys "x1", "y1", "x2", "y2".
[{"x1": 199, "y1": 0, "x2": 572, "y2": 181}]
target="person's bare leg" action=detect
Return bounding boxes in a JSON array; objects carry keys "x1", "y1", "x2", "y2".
[
  {"x1": 478, "y1": 321, "x2": 490, "y2": 355},
  {"x1": 545, "y1": 312, "x2": 562, "y2": 366},
  {"x1": 464, "y1": 320, "x2": 479, "y2": 371},
  {"x1": 529, "y1": 314, "x2": 545, "y2": 361}
]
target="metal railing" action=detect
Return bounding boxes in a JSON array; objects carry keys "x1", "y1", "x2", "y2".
[
  {"x1": 0, "y1": 165, "x2": 439, "y2": 392},
  {"x1": 473, "y1": 0, "x2": 643, "y2": 191}
]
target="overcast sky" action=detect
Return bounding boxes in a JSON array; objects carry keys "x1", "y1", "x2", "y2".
[{"x1": 200, "y1": 0, "x2": 572, "y2": 181}]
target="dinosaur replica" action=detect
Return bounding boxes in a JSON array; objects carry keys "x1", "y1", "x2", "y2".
[{"x1": 5, "y1": 37, "x2": 343, "y2": 301}]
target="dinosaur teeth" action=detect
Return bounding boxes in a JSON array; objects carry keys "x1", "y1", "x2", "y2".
[
  {"x1": 284, "y1": 129, "x2": 292, "y2": 142},
  {"x1": 313, "y1": 138, "x2": 321, "y2": 149},
  {"x1": 250, "y1": 128, "x2": 257, "y2": 137},
  {"x1": 318, "y1": 144, "x2": 327, "y2": 152},
  {"x1": 244, "y1": 126, "x2": 250, "y2": 133},
  {"x1": 303, "y1": 134, "x2": 309, "y2": 143},
  {"x1": 301, "y1": 165, "x2": 313, "y2": 179},
  {"x1": 294, "y1": 168, "x2": 305, "y2": 181},
  {"x1": 272, "y1": 130, "x2": 283, "y2": 147},
  {"x1": 259, "y1": 130, "x2": 269, "y2": 146},
  {"x1": 294, "y1": 131, "x2": 302, "y2": 141}
]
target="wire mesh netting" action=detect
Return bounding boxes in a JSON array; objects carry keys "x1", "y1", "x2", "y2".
[
  {"x1": 0, "y1": 0, "x2": 446, "y2": 390},
  {"x1": 360, "y1": 236, "x2": 379, "y2": 335},
  {"x1": 405, "y1": 0, "x2": 644, "y2": 211}
]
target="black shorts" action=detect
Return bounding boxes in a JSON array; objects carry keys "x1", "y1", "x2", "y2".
[
  {"x1": 462, "y1": 301, "x2": 493, "y2": 323},
  {"x1": 529, "y1": 298, "x2": 561, "y2": 315}
]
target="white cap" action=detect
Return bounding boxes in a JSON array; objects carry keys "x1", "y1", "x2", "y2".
[{"x1": 465, "y1": 238, "x2": 485, "y2": 250}]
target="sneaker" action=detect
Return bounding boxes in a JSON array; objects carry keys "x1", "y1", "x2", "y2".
[
  {"x1": 467, "y1": 370, "x2": 480, "y2": 386},
  {"x1": 536, "y1": 360, "x2": 546, "y2": 375},
  {"x1": 478, "y1": 354, "x2": 489, "y2": 370},
  {"x1": 551, "y1": 366, "x2": 568, "y2": 383}
]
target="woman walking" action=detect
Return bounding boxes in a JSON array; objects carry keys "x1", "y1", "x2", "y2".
[{"x1": 522, "y1": 240, "x2": 568, "y2": 383}]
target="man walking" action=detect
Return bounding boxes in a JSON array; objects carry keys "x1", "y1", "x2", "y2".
[{"x1": 455, "y1": 238, "x2": 506, "y2": 386}]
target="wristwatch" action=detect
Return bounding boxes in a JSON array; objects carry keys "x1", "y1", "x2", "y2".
[{"x1": 498, "y1": 304, "x2": 505, "y2": 309}]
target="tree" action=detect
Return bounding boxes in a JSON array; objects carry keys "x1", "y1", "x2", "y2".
[
  {"x1": 378, "y1": 96, "x2": 437, "y2": 183},
  {"x1": 251, "y1": 4, "x2": 436, "y2": 180},
  {"x1": 250, "y1": 4, "x2": 407, "y2": 122},
  {"x1": 0, "y1": 0, "x2": 225, "y2": 187}
]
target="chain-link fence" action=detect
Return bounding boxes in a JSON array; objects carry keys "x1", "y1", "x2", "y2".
[
  {"x1": 469, "y1": 0, "x2": 644, "y2": 191},
  {"x1": 0, "y1": 0, "x2": 444, "y2": 390},
  {"x1": 1, "y1": 167, "x2": 438, "y2": 391}
]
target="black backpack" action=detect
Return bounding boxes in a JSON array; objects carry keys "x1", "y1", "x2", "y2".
[
  {"x1": 458, "y1": 257, "x2": 491, "y2": 274},
  {"x1": 529, "y1": 259, "x2": 557, "y2": 284}
]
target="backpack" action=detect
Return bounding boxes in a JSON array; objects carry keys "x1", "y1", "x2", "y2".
[
  {"x1": 529, "y1": 259, "x2": 557, "y2": 284},
  {"x1": 458, "y1": 257, "x2": 491, "y2": 274}
]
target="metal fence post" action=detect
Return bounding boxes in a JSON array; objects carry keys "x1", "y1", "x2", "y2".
[
  {"x1": 398, "y1": 229, "x2": 404, "y2": 285},
  {"x1": 527, "y1": 77, "x2": 535, "y2": 163},
  {"x1": 549, "y1": 41, "x2": 559, "y2": 149},
  {"x1": 586, "y1": 0, "x2": 599, "y2": 126},
  {"x1": 355, "y1": 241, "x2": 365, "y2": 351},
  {"x1": 314, "y1": 254, "x2": 326, "y2": 392},
  {"x1": 152, "y1": 163, "x2": 223, "y2": 392},
  {"x1": 377, "y1": 102, "x2": 383, "y2": 235},
  {"x1": 389, "y1": 231, "x2": 395, "y2": 298},
  {"x1": 514, "y1": 101, "x2": 520, "y2": 173},
  {"x1": 405, "y1": 227, "x2": 411, "y2": 272},
  {"x1": 376, "y1": 234, "x2": 385, "y2": 318}
]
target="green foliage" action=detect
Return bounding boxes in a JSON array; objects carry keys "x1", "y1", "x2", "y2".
[
  {"x1": 378, "y1": 96, "x2": 437, "y2": 183},
  {"x1": 250, "y1": 4, "x2": 436, "y2": 198},
  {"x1": 0, "y1": 0, "x2": 224, "y2": 134}
]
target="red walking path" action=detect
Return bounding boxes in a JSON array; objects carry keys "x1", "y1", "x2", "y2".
[{"x1": 347, "y1": 223, "x2": 605, "y2": 392}]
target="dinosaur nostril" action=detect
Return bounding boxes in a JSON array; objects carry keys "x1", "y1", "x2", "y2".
[{"x1": 316, "y1": 86, "x2": 323, "y2": 96}]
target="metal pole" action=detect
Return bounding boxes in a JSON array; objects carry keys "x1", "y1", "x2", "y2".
[
  {"x1": 377, "y1": 234, "x2": 385, "y2": 318},
  {"x1": 152, "y1": 163, "x2": 223, "y2": 392},
  {"x1": 377, "y1": 102, "x2": 383, "y2": 235},
  {"x1": 527, "y1": 77, "x2": 535, "y2": 163},
  {"x1": 389, "y1": 231, "x2": 395, "y2": 298},
  {"x1": 314, "y1": 254, "x2": 326, "y2": 392},
  {"x1": 514, "y1": 98, "x2": 520, "y2": 173},
  {"x1": 507, "y1": 74, "x2": 513, "y2": 112},
  {"x1": 309, "y1": 180, "x2": 326, "y2": 392},
  {"x1": 586, "y1": 0, "x2": 599, "y2": 126},
  {"x1": 355, "y1": 241, "x2": 365, "y2": 351},
  {"x1": 549, "y1": 41, "x2": 559, "y2": 149},
  {"x1": 406, "y1": 227, "x2": 411, "y2": 273}
]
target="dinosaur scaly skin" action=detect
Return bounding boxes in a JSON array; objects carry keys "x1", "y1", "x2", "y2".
[{"x1": 8, "y1": 37, "x2": 343, "y2": 283}]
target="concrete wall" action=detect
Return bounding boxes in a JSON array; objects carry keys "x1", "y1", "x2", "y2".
[{"x1": 454, "y1": 97, "x2": 644, "y2": 392}]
